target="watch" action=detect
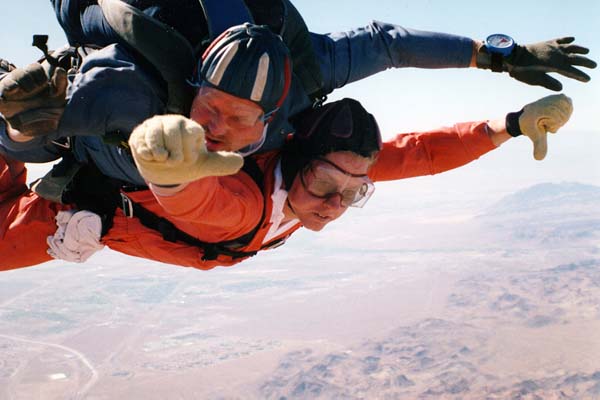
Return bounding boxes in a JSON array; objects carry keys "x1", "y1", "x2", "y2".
[{"x1": 484, "y1": 33, "x2": 516, "y2": 72}]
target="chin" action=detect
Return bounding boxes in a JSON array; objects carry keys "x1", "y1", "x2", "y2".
[{"x1": 302, "y1": 220, "x2": 328, "y2": 232}]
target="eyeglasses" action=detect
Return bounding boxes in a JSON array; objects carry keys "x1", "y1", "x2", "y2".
[{"x1": 300, "y1": 158, "x2": 375, "y2": 208}]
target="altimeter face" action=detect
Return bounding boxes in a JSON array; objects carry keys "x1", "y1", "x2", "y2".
[{"x1": 486, "y1": 34, "x2": 515, "y2": 55}]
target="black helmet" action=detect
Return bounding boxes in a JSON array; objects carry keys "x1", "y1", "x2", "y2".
[
  {"x1": 197, "y1": 23, "x2": 292, "y2": 118},
  {"x1": 281, "y1": 98, "x2": 382, "y2": 189}
]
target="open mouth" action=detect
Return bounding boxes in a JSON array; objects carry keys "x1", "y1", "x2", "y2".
[
  {"x1": 313, "y1": 212, "x2": 332, "y2": 221},
  {"x1": 205, "y1": 136, "x2": 224, "y2": 151}
]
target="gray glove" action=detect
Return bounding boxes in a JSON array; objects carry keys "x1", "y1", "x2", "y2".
[
  {"x1": 0, "y1": 63, "x2": 68, "y2": 136},
  {"x1": 477, "y1": 37, "x2": 597, "y2": 91}
]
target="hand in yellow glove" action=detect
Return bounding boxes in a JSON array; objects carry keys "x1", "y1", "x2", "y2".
[
  {"x1": 129, "y1": 114, "x2": 244, "y2": 185},
  {"x1": 506, "y1": 94, "x2": 573, "y2": 161}
]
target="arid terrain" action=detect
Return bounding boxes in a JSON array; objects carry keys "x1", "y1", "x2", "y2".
[{"x1": 1, "y1": 182, "x2": 599, "y2": 399}]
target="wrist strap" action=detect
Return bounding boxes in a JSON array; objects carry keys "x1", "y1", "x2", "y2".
[
  {"x1": 505, "y1": 109, "x2": 524, "y2": 137},
  {"x1": 490, "y1": 52, "x2": 504, "y2": 72}
]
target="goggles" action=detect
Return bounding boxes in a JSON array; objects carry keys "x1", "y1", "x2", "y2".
[
  {"x1": 300, "y1": 158, "x2": 375, "y2": 208},
  {"x1": 237, "y1": 123, "x2": 269, "y2": 157},
  {"x1": 188, "y1": 80, "x2": 277, "y2": 124}
]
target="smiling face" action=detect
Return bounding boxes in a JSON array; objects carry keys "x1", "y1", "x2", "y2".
[
  {"x1": 285, "y1": 151, "x2": 374, "y2": 231},
  {"x1": 189, "y1": 86, "x2": 266, "y2": 152}
]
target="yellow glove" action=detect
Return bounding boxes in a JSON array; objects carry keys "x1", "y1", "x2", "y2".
[
  {"x1": 129, "y1": 114, "x2": 244, "y2": 185},
  {"x1": 514, "y1": 94, "x2": 573, "y2": 161}
]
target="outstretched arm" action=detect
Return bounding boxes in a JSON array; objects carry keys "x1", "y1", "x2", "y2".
[
  {"x1": 0, "y1": 44, "x2": 165, "y2": 144},
  {"x1": 312, "y1": 21, "x2": 596, "y2": 93},
  {"x1": 312, "y1": 21, "x2": 473, "y2": 92},
  {"x1": 369, "y1": 94, "x2": 573, "y2": 182}
]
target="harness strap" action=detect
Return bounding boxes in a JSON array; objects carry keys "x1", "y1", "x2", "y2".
[
  {"x1": 98, "y1": 0, "x2": 196, "y2": 114},
  {"x1": 279, "y1": 0, "x2": 325, "y2": 100},
  {"x1": 119, "y1": 191, "x2": 259, "y2": 260}
]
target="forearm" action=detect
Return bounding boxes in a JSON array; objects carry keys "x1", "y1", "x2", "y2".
[
  {"x1": 369, "y1": 121, "x2": 498, "y2": 182},
  {"x1": 487, "y1": 118, "x2": 511, "y2": 146},
  {"x1": 313, "y1": 21, "x2": 474, "y2": 91},
  {"x1": 151, "y1": 173, "x2": 264, "y2": 242},
  {"x1": 469, "y1": 40, "x2": 484, "y2": 67},
  {"x1": 0, "y1": 118, "x2": 62, "y2": 163}
]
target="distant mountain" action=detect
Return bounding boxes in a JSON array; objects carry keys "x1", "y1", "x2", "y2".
[
  {"x1": 477, "y1": 182, "x2": 600, "y2": 243},
  {"x1": 484, "y1": 182, "x2": 600, "y2": 216}
]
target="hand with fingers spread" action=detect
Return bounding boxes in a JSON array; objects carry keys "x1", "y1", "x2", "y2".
[
  {"x1": 129, "y1": 114, "x2": 244, "y2": 186},
  {"x1": 505, "y1": 94, "x2": 573, "y2": 160},
  {"x1": 0, "y1": 63, "x2": 68, "y2": 136},
  {"x1": 477, "y1": 37, "x2": 597, "y2": 91}
]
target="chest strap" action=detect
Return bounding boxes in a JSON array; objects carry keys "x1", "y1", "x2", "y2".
[{"x1": 119, "y1": 191, "x2": 259, "y2": 261}]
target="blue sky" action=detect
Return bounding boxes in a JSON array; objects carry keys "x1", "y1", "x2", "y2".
[{"x1": 5, "y1": 1, "x2": 600, "y2": 194}]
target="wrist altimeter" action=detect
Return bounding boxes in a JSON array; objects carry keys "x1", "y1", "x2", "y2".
[
  {"x1": 483, "y1": 33, "x2": 516, "y2": 72},
  {"x1": 477, "y1": 33, "x2": 516, "y2": 72}
]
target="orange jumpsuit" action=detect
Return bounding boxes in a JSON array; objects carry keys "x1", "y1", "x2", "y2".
[{"x1": 0, "y1": 121, "x2": 496, "y2": 271}]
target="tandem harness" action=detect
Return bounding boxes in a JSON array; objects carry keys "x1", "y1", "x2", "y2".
[{"x1": 57, "y1": 157, "x2": 271, "y2": 262}]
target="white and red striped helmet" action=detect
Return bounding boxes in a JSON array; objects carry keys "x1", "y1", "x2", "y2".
[{"x1": 196, "y1": 23, "x2": 292, "y2": 118}]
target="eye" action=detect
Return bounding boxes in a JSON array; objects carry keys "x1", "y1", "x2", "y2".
[
  {"x1": 196, "y1": 102, "x2": 216, "y2": 116},
  {"x1": 340, "y1": 190, "x2": 357, "y2": 205},
  {"x1": 230, "y1": 115, "x2": 257, "y2": 127},
  {"x1": 310, "y1": 180, "x2": 337, "y2": 196}
]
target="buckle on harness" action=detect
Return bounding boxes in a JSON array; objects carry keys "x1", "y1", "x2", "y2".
[
  {"x1": 120, "y1": 193, "x2": 134, "y2": 218},
  {"x1": 51, "y1": 137, "x2": 71, "y2": 150},
  {"x1": 312, "y1": 94, "x2": 327, "y2": 109},
  {"x1": 262, "y1": 238, "x2": 286, "y2": 250}
]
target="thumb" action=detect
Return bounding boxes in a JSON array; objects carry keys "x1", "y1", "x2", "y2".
[
  {"x1": 519, "y1": 94, "x2": 573, "y2": 160},
  {"x1": 50, "y1": 67, "x2": 68, "y2": 99},
  {"x1": 510, "y1": 71, "x2": 563, "y2": 92},
  {"x1": 198, "y1": 151, "x2": 244, "y2": 177},
  {"x1": 532, "y1": 133, "x2": 548, "y2": 161}
]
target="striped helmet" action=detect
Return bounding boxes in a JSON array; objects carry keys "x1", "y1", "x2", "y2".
[{"x1": 197, "y1": 23, "x2": 292, "y2": 118}]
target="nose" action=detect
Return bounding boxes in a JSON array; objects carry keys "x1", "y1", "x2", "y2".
[
  {"x1": 323, "y1": 193, "x2": 344, "y2": 210},
  {"x1": 206, "y1": 114, "x2": 229, "y2": 138}
]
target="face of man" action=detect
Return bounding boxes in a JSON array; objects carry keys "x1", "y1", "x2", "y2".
[
  {"x1": 190, "y1": 86, "x2": 266, "y2": 152},
  {"x1": 286, "y1": 151, "x2": 374, "y2": 232}
]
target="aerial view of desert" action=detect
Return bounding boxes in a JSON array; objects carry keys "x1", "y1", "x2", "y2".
[
  {"x1": 1, "y1": 1, "x2": 599, "y2": 398},
  {"x1": 2, "y1": 179, "x2": 599, "y2": 399}
]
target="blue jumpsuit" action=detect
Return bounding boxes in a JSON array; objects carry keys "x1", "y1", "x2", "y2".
[{"x1": 0, "y1": 0, "x2": 473, "y2": 185}]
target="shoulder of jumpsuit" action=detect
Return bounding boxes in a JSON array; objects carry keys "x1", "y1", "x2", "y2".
[
  {"x1": 0, "y1": 118, "x2": 63, "y2": 163},
  {"x1": 308, "y1": 20, "x2": 474, "y2": 91},
  {"x1": 72, "y1": 136, "x2": 147, "y2": 186},
  {"x1": 57, "y1": 43, "x2": 167, "y2": 139}
]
